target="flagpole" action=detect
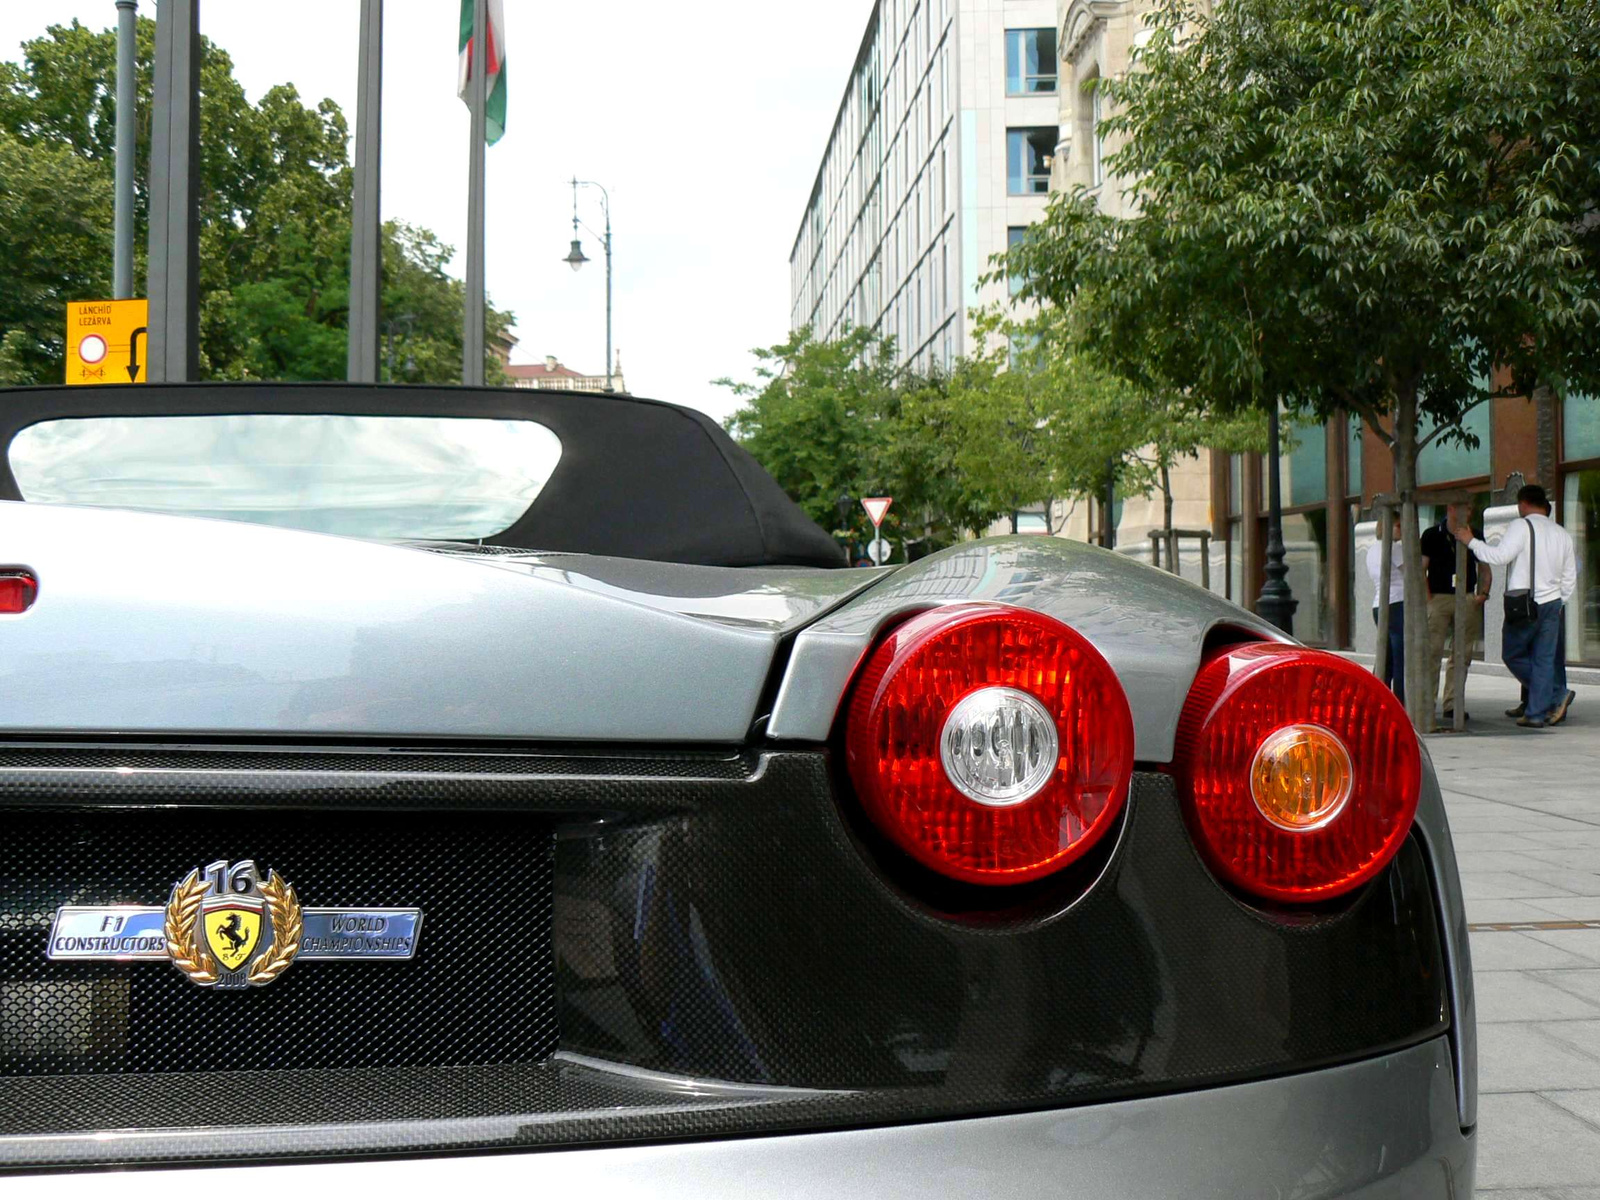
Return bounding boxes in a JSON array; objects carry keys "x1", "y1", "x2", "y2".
[
  {"x1": 347, "y1": 0, "x2": 383, "y2": 382},
  {"x1": 147, "y1": 0, "x2": 201, "y2": 383},
  {"x1": 462, "y1": 0, "x2": 487, "y2": 386},
  {"x1": 112, "y1": 0, "x2": 137, "y2": 300}
]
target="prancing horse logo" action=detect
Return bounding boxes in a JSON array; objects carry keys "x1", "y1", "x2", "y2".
[
  {"x1": 169, "y1": 859, "x2": 300, "y2": 988},
  {"x1": 216, "y1": 912, "x2": 248, "y2": 954}
]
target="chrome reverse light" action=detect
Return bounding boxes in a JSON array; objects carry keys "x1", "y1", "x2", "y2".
[{"x1": 940, "y1": 687, "x2": 1059, "y2": 806}]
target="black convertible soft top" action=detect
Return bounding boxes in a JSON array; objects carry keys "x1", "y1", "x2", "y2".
[{"x1": 0, "y1": 382, "x2": 845, "y2": 569}]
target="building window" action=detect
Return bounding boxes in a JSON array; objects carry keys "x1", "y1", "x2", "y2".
[
  {"x1": 1417, "y1": 400, "x2": 1491, "y2": 485},
  {"x1": 1007, "y1": 226, "x2": 1029, "y2": 296},
  {"x1": 1090, "y1": 86, "x2": 1105, "y2": 188},
  {"x1": 1283, "y1": 411, "x2": 1328, "y2": 508},
  {"x1": 1562, "y1": 469, "x2": 1600, "y2": 664},
  {"x1": 1565, "y1": 390, "x2": 1600, "y2": 461},
  {"x1": 1005, "y1": 29, "x2": 1058, "y2": 95},
  {"x1": 1007, "y1": 127, "x2": 1055, "y2": 195},
  {"x1": 1349, "y1": 413, "x2": 1364, "y2": 496}
]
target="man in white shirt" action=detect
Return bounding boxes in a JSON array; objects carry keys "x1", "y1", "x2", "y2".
[
  {"x1": 1366, "y1": 514, "x2": 1427, "y2": 704},
  {"x1": 1454, "y1": 484, "x2": 1579, "y2": 728}
]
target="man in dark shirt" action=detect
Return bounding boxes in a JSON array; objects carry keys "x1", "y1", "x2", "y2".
[{"x1": 1421, "y1": 504, "x2": 1492, "y2": 723}]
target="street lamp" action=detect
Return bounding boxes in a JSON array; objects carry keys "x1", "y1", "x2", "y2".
[
  {"x1": 835, "y1": 490, "x2": 854, "y2": 557},
  {"x1": 1255, "y1": 403, "x2": 1299, "y2": 634},
  {"x1": 563, "y1": 177, "x2": 614, "y2": 392},
  {"x1": 382, "y1": 313, "x2": 417, "y2": 382}
]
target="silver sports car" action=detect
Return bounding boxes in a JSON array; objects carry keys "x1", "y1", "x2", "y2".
[{"x1": 0, "y1": 384, "x2": 1474, "y2": 1196}]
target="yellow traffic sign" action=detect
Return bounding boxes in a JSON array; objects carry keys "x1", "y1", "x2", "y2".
[{"x1": 65, "y1": 298, "x2": 148, "y2": 385}]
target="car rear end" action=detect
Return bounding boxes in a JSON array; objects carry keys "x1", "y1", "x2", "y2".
[{"x1": 0, "y1": 508, "x2": 1474, "y2": 1196}]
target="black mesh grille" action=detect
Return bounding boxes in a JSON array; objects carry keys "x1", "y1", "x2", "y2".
[{"x1": 0, "y1": 808, "x2": 556, "y2": 1075}]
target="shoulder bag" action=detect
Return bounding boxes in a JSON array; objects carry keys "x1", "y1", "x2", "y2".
[{"x1": 1503, "y1": 517, "x2": 1538, "y2": 626}]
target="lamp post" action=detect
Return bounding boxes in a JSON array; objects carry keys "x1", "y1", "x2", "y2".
[
  {"x1": 835, "y1": 490, "x2": 854, "y2": 559},
  {"x1": 563, "y1": 178, "x2": 614, "y2": 392},
  {"x1": 382, "y1": 314, "x2": 417, "y2": 382},
  {"x1": 1255, "y1": 404, "x2": 1299, "y2": 634}
]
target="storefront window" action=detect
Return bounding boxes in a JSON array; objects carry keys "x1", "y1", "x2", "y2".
[
  {"x1": 1227, "y1": 518, "x2": 1242, "y2": 604},
  {"x1": 1418, "y1": 401, "x2": 1491, "y2": 485},
  {"x1": 1281, "y1": 509, "x2": 1330, "y2": 645},
  {"x1": 1562, "y1": 470, "x2": 1599, "y2": 665},
  {"x1": 1566, "y1": 391, "x2": 1600, "y2": 462},
  {"x1": 1349, "y1": 415, "x2": 1364, "y2": 497},
  {"x1": 1284, "y1": 415, "x2": 1328, "y2": 508}
]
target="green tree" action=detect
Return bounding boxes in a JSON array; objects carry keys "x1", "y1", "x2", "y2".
[
  {"x1": 720, "y1": 327, "x2": 1006, "y2": 556},
  {"x1": 1001, "y1": 0, "x2": 1600, "y2": 729},
  {"x1": 954, "y1": 307, "x2": 1267, "y2": 551},
  {"x1": 0, "y1": 127, "x2": 115, "y2": 382},
  {"x1": 0, "y1": 18, "x2": 511, "y2": 386}
]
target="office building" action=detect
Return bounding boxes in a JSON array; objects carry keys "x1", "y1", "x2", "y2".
[{"x1": 790, "y1": 0, "x2": 1059, "y2": 370}]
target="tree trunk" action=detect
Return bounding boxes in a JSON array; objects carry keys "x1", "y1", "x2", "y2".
[
  {"x1": 1160, "y1": 462, "x2": 1176, "y2": 572},
  {"x1": 1394, "y1": 387, "x2": 1432, "y2": 734}
]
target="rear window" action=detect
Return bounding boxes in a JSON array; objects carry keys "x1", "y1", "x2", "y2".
[{"x1": 8, "y1": 414, "x2": 562, "y2": 540}]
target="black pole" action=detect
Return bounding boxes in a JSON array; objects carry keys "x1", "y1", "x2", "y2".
[
  {"x1": 1103, "y1": 459, "x2": 1116, "y2": 549},
  {"x1": 1256, "y1": 404, "x2": 1299, "y2": 633}
]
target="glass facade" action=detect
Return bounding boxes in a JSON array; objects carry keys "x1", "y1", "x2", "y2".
[
  {"x1": 1564, "y1": 470, "x2": 1600, "y2": 665},
  {"x1": 1007, "y1": 226, "x2": 1028, "y2": 295},
  {"x1": 789, "y1": 0, "x2": 959, "y2": 368},
  {"x1": 1418, "y1": 402, "x2": 1491, "y2": 485},
  {"x1": 1282, "y1": 509, "x2": 1330, "y2": 646},
  {"x1": 1566, "y1": 391, "x2": 1600, "y2": 462},
  {"x1": 1284, "y1": 415, "x2": 1328, "y2": 508},
  {"x1": 1349, "y1": 414, "x2": 1363, "y2": 496},
  {"x1": 1005, "y1": 29, "x2": 1057, "y2": 95},
  {"x1": 1007, "y1": 128, "x2": 1055, "y2": 195},
  {"x1": 1227, "y1": 520, "x2": 1242, "y2": 604}
]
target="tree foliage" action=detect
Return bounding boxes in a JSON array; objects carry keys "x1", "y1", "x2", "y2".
[
  {"x1": 1000, "y1": 0, "x2": 1600, "y2": 727},
  {"x1": 0, "y1": 18, "x2": 512, "y2": 385},
  {"x1": 721, "y1": 320, "x2": 1264, "y2": 556},
  {"x1": 719, "y1": 327, "x2": 1000, "y2": 556}
]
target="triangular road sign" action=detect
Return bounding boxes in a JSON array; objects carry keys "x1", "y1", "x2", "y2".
[{"x1": 862, "y1": 496, "x2": 892, "y2": 527}]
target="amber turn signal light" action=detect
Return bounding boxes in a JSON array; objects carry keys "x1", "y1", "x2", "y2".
[
  {"x1": 1173, "y1": 643, "x2": 1420, "y2": 903},
  {"x1": 1250, "y1": 724, "x2": 1354, "y2": 831}
]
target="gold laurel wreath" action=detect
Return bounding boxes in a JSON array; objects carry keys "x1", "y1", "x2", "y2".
[
  {"x1": 164, "y1": 868, "x2": 303, "y2": 986},
  {"x1": 164, "y1": 868, "x2": 219, "y2": 986},
  {"x1": 246, "y1": 871, "x2": 302, "y2": 985}
]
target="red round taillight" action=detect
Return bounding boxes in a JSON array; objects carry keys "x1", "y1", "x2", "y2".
[
  {"x1": 844, "y1": 604, "x2": 1135, "y2": 885},
  {"x1": 1173, "y1": 643, "x2": 1421, "y2": 903}
]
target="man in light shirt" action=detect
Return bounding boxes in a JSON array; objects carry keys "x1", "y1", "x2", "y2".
[
  {"x1": 1454, "y1": 484, "x2": 1578, "y2": 728},
  {"x1": 1367, "y1": 514, "x2": 1426, "y2": 704}
]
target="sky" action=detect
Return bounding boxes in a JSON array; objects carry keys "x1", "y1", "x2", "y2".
[{"x1": 1, "y1": 0, "x2": 870, "y2": 422}]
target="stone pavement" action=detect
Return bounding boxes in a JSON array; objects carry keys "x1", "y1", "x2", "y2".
[{"x1": 1422, "y1": 669, "x2": 1600, "y2": 1197}]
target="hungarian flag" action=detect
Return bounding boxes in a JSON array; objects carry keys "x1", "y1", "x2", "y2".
[{"x1": 457, "y1": 0, "x2": 506, "y2": 145}]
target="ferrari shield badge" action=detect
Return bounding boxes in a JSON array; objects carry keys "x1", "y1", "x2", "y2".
[{"x1": 47, "y1": 859, "x2": 423, "y2": 989}]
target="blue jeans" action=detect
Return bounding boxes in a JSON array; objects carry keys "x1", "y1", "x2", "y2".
[
  {"x1": 1373, "y1": 603, "x2": 1405, "y2": 704},
  {"x1": 1504, "y1": 600, "x2": 1564, "y2": 720}
]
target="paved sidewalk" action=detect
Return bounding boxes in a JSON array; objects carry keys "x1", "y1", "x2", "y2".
[{"x1": 1422, "y1": 670, "x2": 1600, "y2": 1197}]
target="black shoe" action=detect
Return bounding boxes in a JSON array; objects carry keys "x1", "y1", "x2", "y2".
[
  {"x1": 1442, "y1": 710, "x2": 1470, "y2": 722},
  {"x1": 1550, "y1": 690, "x2": 1577, "y2": 727},
  {"x1": 1517, "y1": 715, "x2": 1547, "y2": 728},
  {"x1": 1506, "y1": 703, "x2": 1526, "y2": 718}
]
